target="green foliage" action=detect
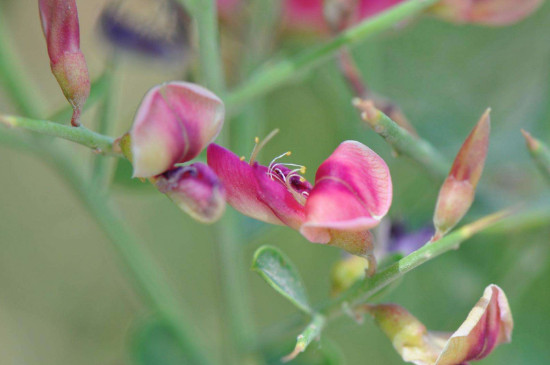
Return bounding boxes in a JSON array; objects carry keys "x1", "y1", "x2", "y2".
[{"x1": 252, "y1": 245, "x2": 311, "y2": 314}]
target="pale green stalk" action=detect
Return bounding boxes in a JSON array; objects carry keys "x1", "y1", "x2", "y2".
[
  {"x1": 226, "y1": 0, "x2": 440, "y2": 110},
  {"x1": 0, "y1": 115, "x2": 118, "y2": 156},
  {"x1": 356, "y1": 99, "x2": 449, "y2": 178},
  {"x1": 92, "y1": 58, "x2": 120, "y2": 190},
  {"x1": 0, "y1": 5, "x2": 45, "y2": 117},
  {"x1": 320, "y1": 210, "x2": 512, "y2": 318}
]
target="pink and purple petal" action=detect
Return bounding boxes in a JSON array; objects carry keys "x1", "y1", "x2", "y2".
[
  {"x1": 207, "y1": 144, "x2": 284, "y2": 225},
  {"x1": 301, "y1": 140, "x2": 392, "y2": 243}
]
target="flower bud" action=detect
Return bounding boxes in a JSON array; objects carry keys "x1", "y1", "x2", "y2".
[
  {"x1": 433, "y1": 109, "x2": 490, "y2": 240},
  {"x1": 368, "y1": 285, "x2": 513, "y2": 365},
  {"x1": 130, "y1": 82, "x2": 225, "y2": 178},
  {"x1": 39, "y1": 0, "x2": 90, "y2": 126},
  {"x1": 154, "y1": 163, "x2": 226, "y2": 223},
  {"x1": 330, "y1": 254, "x2": 368, "y2": 295},
  {"x1": 430, "y1": 0, "x2": 543, "y2": 26}
]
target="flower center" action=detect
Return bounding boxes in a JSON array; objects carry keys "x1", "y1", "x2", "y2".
[
  {"x1": 267, "y1": 152, "x2": 312, "y2": 206},
  {"x1": 247, "y1": 130, "x2": 312, "y2": 206}
]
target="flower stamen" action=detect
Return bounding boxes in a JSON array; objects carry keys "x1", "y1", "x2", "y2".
[{"x1": 249, "y1": 128, "x2": 280, "y2": 164}]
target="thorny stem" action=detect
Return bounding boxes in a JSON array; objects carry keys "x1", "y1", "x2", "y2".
[{"x1": 226, "y1": 0, "x2": 440, "y2": 110}]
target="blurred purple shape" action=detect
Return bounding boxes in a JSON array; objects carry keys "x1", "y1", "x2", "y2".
[
  {"x1": 387, "y1": 221, "x2": 433, "y2": 255},
  {"x1": 99, "y1": 0, "x2": 190, "y2": 60}
]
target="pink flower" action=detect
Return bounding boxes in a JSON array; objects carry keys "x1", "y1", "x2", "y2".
[
  {"x1": 281, "y1": 0, "x2": 404, "y2": 34},
  {"x1": 430, "y1": 0, "x2": 544, "y2": 25},
  {"x1": 39, "y1": 0, "x2": 90, "y2": 126},
  {"x1": 367, "y1": 284, "x2": 513, "y2": 365},
  {"x1": 128, "y1": 82, "x2": 225, "y2": 178},
  {"x1": 207, "y1": 138, "x2": 392, "y2": 272},
  {"x1": 154, "y1": 163, "x2": 226, "y2": 223}
]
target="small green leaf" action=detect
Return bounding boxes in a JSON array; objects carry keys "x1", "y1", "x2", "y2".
[
  {"x1": 252, "y1": 245, "x2": 311, "y2": 314},
  {"x1": 131, "y1": 319, "x2": 189, "y2": 365}
]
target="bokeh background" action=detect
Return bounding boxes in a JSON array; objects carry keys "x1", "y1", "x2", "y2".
[{"x1": 1, "y1": 0, "x2": 550, "y2": 364}]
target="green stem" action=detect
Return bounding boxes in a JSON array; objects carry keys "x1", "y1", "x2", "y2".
[
  {"x1": 320, "y1": 209, "x2": 512, "y2": 318},
  {"x1": 190, "y1": 0, "x2": 226, "y2": 96},
  {"x1": 0, "y1": 5, "x2": 45, "y2": 117},
  {"x1": 92, "y1": 58, "x2": 120, "y2": 190},
  {"x1": 283, "y1": 314, "x2": 326, "y2": 362},
  {"x1": 42, "y1": 148, "x2": 213, "y2": 365},
  {"x1": 355, "y1": 99, "x2": 449, "y2": 179},
  {"x1": 187, "y1": 1, "x2": 257, "y2": 363},
  {"x1": 0, "y1": 115, "x2": 119, "y2": 156},
  {"x1": 225, "y1": 0, "x2": 439, "y2": 110}
]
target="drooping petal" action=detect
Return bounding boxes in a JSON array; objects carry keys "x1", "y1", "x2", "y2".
[
  {"x1": 433, "y1": 109, "x2": 490, "y2": 240},
  {"x1": 301, "y1": 140, "x2": 392, "y2": 243},
  {"x1": 368, "y1": 285, "x2": 513, "y2": 365},
  {"x1": 430, "y1": 0, "x2": 543, "y2": 26},
  {"x1": 207, "y1": 144, "x2": 284, "y2": 225},
  {"x1": 39, "y1": 0, "x2": 90, "y2": 126},
  {"x1": 154, "y1": 163, "x2": 226, "y2": 223},
  {"x1": 130, "y1": 82, "x2": 224, "y2": 178}
]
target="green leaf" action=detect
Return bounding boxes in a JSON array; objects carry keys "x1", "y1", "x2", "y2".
[
  {"x1": 131, "y1": 320, "x2": 189, "y2": 365},
  {"x1": 251, "y1": 245, "x2": 311, "y2": 314}
]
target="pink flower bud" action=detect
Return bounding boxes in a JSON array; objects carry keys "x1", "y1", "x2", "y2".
[
  {"x1": 433, "y1": 109, "x2": 490, "y2": 240},
  {"x1": 368, "y1": 284, "x2": 513, "y2": 365},
  {"x1": 130, "y1": 82, "x2": 225, "y2": 178},
  {"x1": 154, "y1": 163, "x2": 226, "y2": 223},
  {"x1": 430, "y1": 0, "x2": 543, "y2": 26},
  {"x1": 39, "y1": 0, "x2": 90, "y2": 126}
]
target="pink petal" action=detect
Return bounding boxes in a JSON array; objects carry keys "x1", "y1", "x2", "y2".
[
  {"x1": 435, "y1": 285, "x2": 513, "y2": 365},
  {"x1": 252, "y1": 166, "x2": 307, "y2": 230},
  {"x1": 301, "y1": 140, "x2": 392, "y2": 243},
  {"x1": 357, "y1": 0, "x2": 405, "y2": 19},
  {"x1": 130, "y1": 82, "x2": 224, "y2": 178},
  {"x1": 154, "y1": 163, "x2": 226, "y2": 223},
  {"x1": 206, "y1": 144, "x2": 284, "y2": 225}
]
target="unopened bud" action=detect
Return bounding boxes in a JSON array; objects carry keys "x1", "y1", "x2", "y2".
[
  {"x1": 129, "y1": 81, "x2": 224, "y2": 178},
  {"x1": 39, "y1": 0, "x2": 90, "y2": 126},
  {"x1": 154, "y1": 163, "x2": 226, "y2": 223},
  {"x1": 430, "y1": 0, "x2": 543, "y2": 26},
  {"x1": 331, "y1": 254, "x2": 368, "y2": 295},
  {"x1": 433, "y1": 109, "x2": 490, "y2": 240}
]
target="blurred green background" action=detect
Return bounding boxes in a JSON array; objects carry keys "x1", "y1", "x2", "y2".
[{"x1": 1, "y1": 1, "x2": 550, "y2": 364}]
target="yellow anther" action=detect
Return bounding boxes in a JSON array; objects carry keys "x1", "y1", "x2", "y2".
[
  {"x1": 254, "y1": 136, "x2": 260, "y2": 144},
  {"x1": 299, "y1": 177, "x2": 306, "y2": 182},
  {"x1": 240, "y1": 156, "x2": 246, "y2": 161},
  {"x1": 286, "y1": 151, "x2": 292, "y2": 156},
  {"x1": 300, "y1": 166, "x2": 306, "y2": 174}
]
